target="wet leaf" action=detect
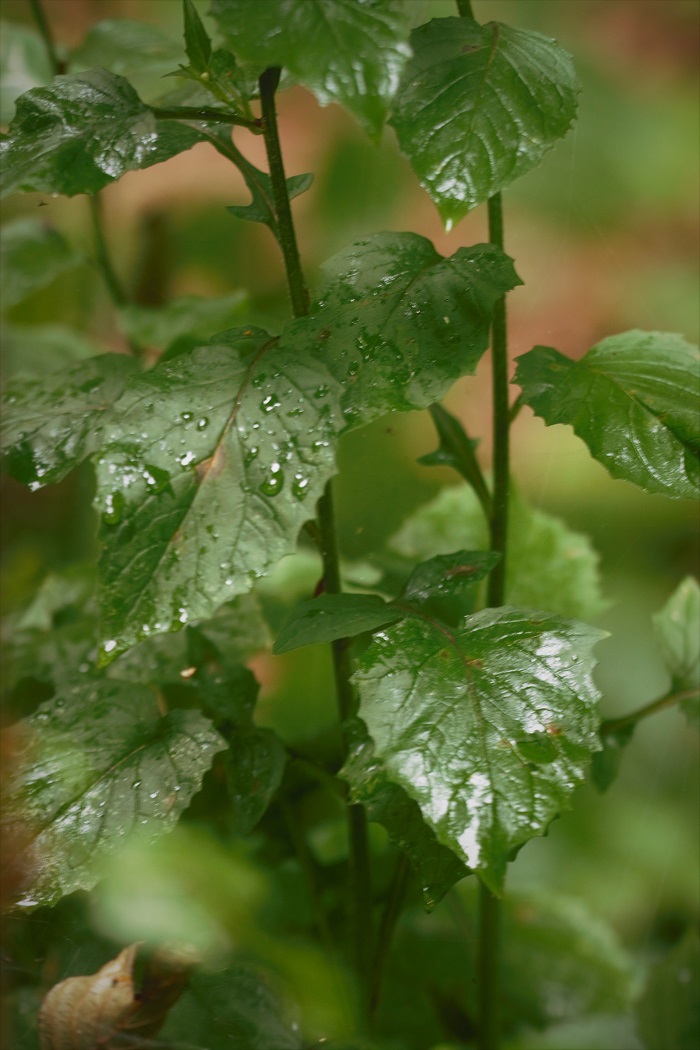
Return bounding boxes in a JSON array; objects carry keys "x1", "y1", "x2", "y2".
[
  {"x1": 1, "y1": 354, "x2": 138, "y2": 490},
  {"x1": 636, "y1": 927, "x2": 700, "y2": 1050},
  {"x1": 94, "y1": 332, "x2": 341, "y2": 661},
  {"x1": 284, "y1": 233, "x2": 521, "y2": 428},
  {"x1": 390, "y1": 485, "x2": 607, "y2": 623},
  {"x1": 2, "y1": 679, "x2": 226, "y2": 909},
  {"x1": 390, "y1": 17, "x2": 579, "y2": 227},
  {"x1": 274, "y1": 593, "x2": 404, "y2": 655},
  {"x1": 515, "y1": 332, "x2": 700, "y2": 499},
  {"x1": 354, "y1": 609, "x2": 604, "y2": 892},
  {"x1": 341, "y1": 718, "x2": 469, "y2": 909},
  {"x1": 402, "y1": 550, "x2": 500, "y2": 604},
  {"x1": 0, "y1": 68, "x2": 203, "y2": 199},
  {"x1": 0, "y1": 217, "x2": 83, "y2": 309},
  {"x1": 211, "y1": 0, "x2": 411, "y2": 137}
]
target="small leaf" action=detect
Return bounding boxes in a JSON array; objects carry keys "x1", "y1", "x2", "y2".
[
  {"x1": 1, "y1": 323, "x2": 104, "y2": 379},
  {"x1": 341, "y1": 718, "x2": 469, "y2": 909},
  {"x1": 94, "y1": 332, "x2": 341, "y2": 660},
  {"x1": 390, "y1": 485, "x2": 607, "y2": 623},
  {"x1": 1, "y1": 353, "x2": 138, "y2": 489},
  {"x1": 284, "y1": 233, "x2": 521, "y2": 429},
  {"x1": 420, "y1": 402, "x2": 491, "y2": 512},
  {"x1": 653, "y1": 578, "x2": 700, "y2": 695},
  {"x1": 211, "y1": 0, "x2": 411, "y2": 137},
  {"x1": 69, "y1": 19, "x2": 185, "y2": 98},
  {"x1": 0, "y1": 217, "x2": 83, "y2": 309},
  {"x1": 515, "y1": 332, "x2": 700, "y2": 499},
  {"x1": 636, "y1": 927, "x2": 700, "y2": 1050},
  {"x1": 402, "y1": 550, "x2": 500, "y2": 604},
  {"x1": 0, "y1": 20, "x2": 53, "y2": 123},
  {"x1": 590, "y1": 724, "x2": 635, "y2": 793},
  {"x1": 183, "y1": 0, "x2": 211, "y2": 73},
  {"x1": 1, "y1": 69, "x2": 203, "y2": 198},
  {"x1": 117, "y1": 292, "x2": 248, "y2": 353},
  {"x1": 3, "y1": 679, "x2": 226, "y2": 909},
  {"x1": 274, "y1": 593, "x2": 404, "y2": 655},
  {"x1": 226, "y1": 166, "x2": 314, "y2": 230},
  {"x1": 390, "y1": 18, "x2": 579, "y2": 226},
  {"x1": 354, "y1": 610, "x2": 604, "y2": 892}
]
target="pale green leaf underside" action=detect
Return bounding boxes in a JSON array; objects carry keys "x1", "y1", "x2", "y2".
[
  {"x1": 274, "y1": 593, "x2": 403, "y2": 654},
  {"x1": 0, "y1": 68, "x2": 202, "y2": 198},
  {"x1": 390, "y1": 17, "x2": 579, "y2": 226},
  {"x1": 355, "y1": 609, "x2": 604, "y2": 892},
  {"x1": 211, "y1": 0, "x2": 411, "y2": 136},
  {"x1": 3, "y1": 680, "x2": 226, "y2": 909},
  {"x1": 285, "y1": 233, "x2": 522, "y2": 428},
  {"x1": 390, "y1": 485, "x2": 607, "y2": 622},
  {"x1": 515, "y1": 331, "x2": 700, "y2": 499},
  {"x1": 0, "y1": 216, "x2": 83, "y2": 308},
  {"x1": 96, "y1": 333, "x2": 341, "y2": 661}
]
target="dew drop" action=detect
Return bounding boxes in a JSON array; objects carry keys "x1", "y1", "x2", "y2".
[
  {"x1": 259, "y1": 462, "x2": 284, "y2": 496},
  {"x1": 292, "y1": 474, "x2": 309, "y2": 501},
  {"x1": 196, "y1": 417, "x2": 209, "y2": 430},
  {"x1": 244, "y1": 446, "x2": 259, "y2": 466},
  {"x1": 102, "y1": 491, "x2": 124, "y2": 526},
  {"x1": 260, "y1": 393, "x2": 281, "y2": 413},
  {"x1": 181, "y1": 411, "x2": 194, "y2": 422},
  {"x1": 313, "y1": 384, "x2": 329, "y2": 399}
]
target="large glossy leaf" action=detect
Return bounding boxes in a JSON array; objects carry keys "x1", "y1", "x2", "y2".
[
  {"x1": 211, "y1": 0, "x2": 411, "y2": 137},
  {"x1": 653, "y1": 577, "x2": 700, "y2": 728},
  {"x1": 341, "y1": 718, "x2": 469, "y2": 909},
  {"x1": 0, "y1": 68, "x2": 203, "y2": 199},
  {"x1": 95, "y1": 332, "x2": 341, "y2": 661},
  {"x1": 354, "y1": 609, "x2": 604, "y2": 892},
  {"x1": 390, "y1": 485, "x2": 606, "y2": 622},
  {"x1": 1, "y1": 353, "x2": 137, "y2": 490},
  {"x1": 2, "y1": 680, "x2": 226, "y2": 909},
  {"x1": 390, "y1": 18, "x2": 579, "y2": 227},
  {"x1": 284, "y1": 233, "x2": 521, "y2": 428},
  {"x1": 515, "y1": 332, "x2": 700, "y2": 499},
  {"x1": 0, "y1": 217, "x2": 83, "y2": 309}
]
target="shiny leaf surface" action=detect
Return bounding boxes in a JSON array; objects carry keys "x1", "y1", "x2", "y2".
[
  {"x1": 284, "y1": 233, "x2": 521, "y2": 428},
  {"x1": 211, "y1": 0, "x2": 411, "y2": 137},
  {"x1": 0, "y1": 68, "x2": 203, "y2": 198},
  {"x1": 3, "y1": 680, "x2": 226, "y2": 909},
  {"x1": 390, "y1": 17, "x2": 579, "y2": 227},
  {"x1": 354, "y1": 609, "x2": 604, "y2": 892},
  {"x1": 515, "y1": 332, "x2": 700, "y2": 499},
  {"x1": 1, "y1": 353, "x2": 137, "y2": 490},
  {"x1": 402, "y1": 550, "x2": 499, "y2": 604},
  {"x1": 95, "y1": 332, "x2": 340, "y2": 660},
  {"x1": 0, "y1": 217, "x2": 83, "y2": 308},
  {"x1": 274, "y1": 593, "x2": 404, "y2": 655}
]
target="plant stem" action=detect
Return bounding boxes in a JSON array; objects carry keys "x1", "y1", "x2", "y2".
[
  {"x1": 369, "y1": 853, "x2": 410, "y2": 1014},
  {"x1": 456, "y1": 0, "x2": 476, "y2": 18},
  {"x1": 601, "y1": 688, "x2": 699, "y2": 736},
  {"x1": 88, "y1": 194, "x2": 128, "y2": 309},
  {"x1": 258, "y1": 64, "x2": 372, "y2": 1008},
  {"x1": 150, "y1": 105, "x2": 262, "y2": 131},
  {"x1": 478, "y1": 881, "x2": 501, "y2": 1050},
  {"x1": 258, "y1": 67, "x2": 310, "y2": 317},
  {"x1": 427, "y1": 403, "x2": 492, "y2": 520},
  {"x1": 28, "y1": 0, "x2": 65, "y2": 75}
]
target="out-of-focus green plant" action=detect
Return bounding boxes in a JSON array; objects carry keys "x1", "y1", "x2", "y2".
[{"x1": 0, "y1": 1, "x2": 697, "y2": 1048}]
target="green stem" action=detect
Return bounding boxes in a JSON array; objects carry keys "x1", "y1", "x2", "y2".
[
  {"x1": 28, "y1": 0, "x2": 65, "y2": 75},
  {"x1": 456, "y1": 0, "x2": 476, "y2": 18},
  {"x1": 601, "y1": 688, "x2": 699, "y2": 736},
  {"x1": 478, "y1": 881, "x2": 501, "y2": 1050},
  {"x1": 88, "y1": 195, "x2": 128, "y2": 309},
  {"x1": 258, "y1": 67, "x2": 310, "y2": 317},
  {"x1": 258, "y1": 65, "x2": 372, "y2": 1008},
  {"x1": 150, "y1": 105, "x2": 262, "y2": 131},
  {"x1": 369, "y1": 853, "x2": 410, "y2": 1014}
]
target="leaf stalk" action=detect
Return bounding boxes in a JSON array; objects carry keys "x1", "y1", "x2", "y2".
[{"x1": 600, "y1": 687, "x2": 699, "y2": 736}]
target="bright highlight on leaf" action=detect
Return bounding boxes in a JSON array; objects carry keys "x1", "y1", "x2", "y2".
[
  {"x1": 354, "y1": 609, "x2": 605, "y2": 893},
  {"x1": 515, "y1": 331, "x2": 700, "y2": 499},
  {"x1": 390, "y1": 18, "x2": 579, "y2": 227}
]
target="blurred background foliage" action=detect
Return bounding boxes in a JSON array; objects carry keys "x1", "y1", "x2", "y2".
[{"x1": 0, "y1": 1, "x2": 698, "y2": 1048}]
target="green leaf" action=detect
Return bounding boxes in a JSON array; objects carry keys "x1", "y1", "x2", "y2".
[
  {"x1": 402, "y1": 550, "x2": 499, "y2": 603},
  {"x1": 0, "y1": 68, "x2": 203, "y2": 199},
  {"x1": 210, "y1": 0, "x2": 411, "y2": 137},
  {"x1": 0, "y1": 20, "x2": 52, "y2": 124},
  {"x1": 227, "y1": 166, "x2": 314, "y2": 230},
  {"x1": 390, "y1": 18, "x2": 579, "y2": 227},
  {"x1": 341, "y1": 718, "x2": 469, "y2": 909},
  {"x1": 183, "y1": 0, "x2": 211, "y2": 74},
  {"x1": 273, "y1": 593, "x2": 404, "y2": 655},
  {"x1": 590, "y1": 724, "x2": 635, "y2": 793},
  {"x1": 354, "y1": 609, "x2": 604, "y2": 892},
  {"x1": 2, "y1": 680, "x2": 226, "y2": 909},
  {"x1": 637, "y1": 928, "x2": 700, "y2": 1050},
  {"x1": 284, "y1": 233, "x2": 521, "y2": 428},
  {"x1": 0, "y1": 217, "x2": 83, "y2": 309},
  {"x1": 68, "y1": 18, "x2": 185, "y2": 103},
  {"x1": 420, "y1": 402, "x2": 491, "y2": 512},
  {"x1": 1, "y1": 353, "x2": 138, "y2": 489},
  {"x1": 0, "y1": 323, "x2": 104, "y2": 379},
  {"x1": 390, "y1": 485, "x2": 607, "y2": 623},
  {"x1": 95, "y1": 332, "x2": 341, "y2": 661},
  {"x1": 515, "y1": 332, "x2": 700, "y2": 499},
  {"x1": 653, "y1": 577, "x2": 700, "y2": 728},
  {"x1": 117, "y1": 292, "x2": 248, "y2": 353}
]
